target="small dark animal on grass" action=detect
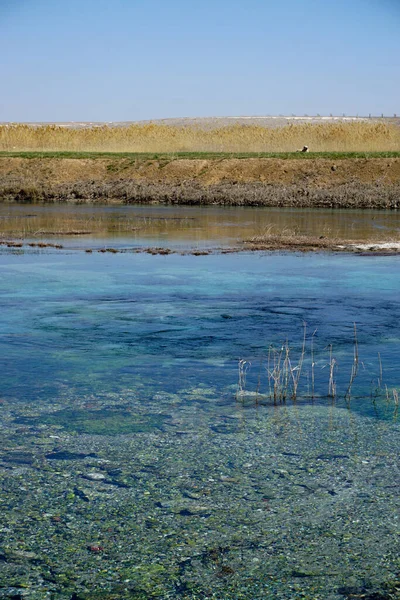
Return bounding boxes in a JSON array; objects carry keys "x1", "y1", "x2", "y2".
[{"x1": 297, "y1": 145, "x2": 309, "y2": 152}]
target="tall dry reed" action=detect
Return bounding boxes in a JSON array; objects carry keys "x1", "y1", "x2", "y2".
[
  {"x1": 1, "y1": 121, "x2": 399, "y2": 153},
  {"x1": 236, "y1": 325, "x2": 399, "y2": 406}
]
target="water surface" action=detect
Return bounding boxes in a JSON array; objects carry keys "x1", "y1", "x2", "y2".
[
  {"x1": 1, "y1": 202, "x2": 400, "y2": 249},
  {"x1": 0, "y1": 242, "x2": 399, "y2": 599}
]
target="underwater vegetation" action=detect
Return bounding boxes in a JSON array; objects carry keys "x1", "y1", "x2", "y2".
[{"x1": 14, "y1": 408, "x2": 170, "y2": 435}]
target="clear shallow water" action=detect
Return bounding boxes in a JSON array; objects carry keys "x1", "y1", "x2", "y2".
[
  {"x1": 0, "y1": 250, "x2": 399, "y2": 413},
  {"x1": 0, "y1": 247, "x2": 399, "y2": 599}
]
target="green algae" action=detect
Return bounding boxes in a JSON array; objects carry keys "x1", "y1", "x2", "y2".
[{"x1": 16, "y1": 408, "x2": 170, "y2": 435}]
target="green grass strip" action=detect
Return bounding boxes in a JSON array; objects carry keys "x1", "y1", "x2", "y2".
[{"x1": 1, "y1": 151, "x2": 400, "y2": 160}]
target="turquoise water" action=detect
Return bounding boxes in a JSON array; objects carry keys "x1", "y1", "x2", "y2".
[
  {"x1": 1, "y1": 250, "x2": 399, "y2": 411},
  {"x1": 0, "y1": 247, "x2": 399, "y2": 599}
]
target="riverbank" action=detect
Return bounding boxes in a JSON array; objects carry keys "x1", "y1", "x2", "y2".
[{"x1": 1, "y1": 154, "x2": 400, "y2": 208}]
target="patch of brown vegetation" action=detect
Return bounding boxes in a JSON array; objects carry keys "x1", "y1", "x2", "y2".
[
  {"x1": 0, "y1": 240, "x2": 64, "y2": 249},
  {"x1": 144, "y1": 247, "x2": 173, "y2": 255},
  {"x1": 242, "y1": 233, "x2": 400, "y2": 254},
  {"x1": 2, "y1": 180, "x2": 400, "y2": 209},
  {"x1": 243, "y1": 233, "x2": 345, "y2": 252}
]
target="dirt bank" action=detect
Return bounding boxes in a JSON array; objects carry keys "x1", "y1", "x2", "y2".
[{"x1": 1, "y1": 157, "x2": 400, "y2": 208}]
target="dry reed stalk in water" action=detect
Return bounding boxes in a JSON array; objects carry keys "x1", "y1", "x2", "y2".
[
  {"x1": 282, "y1": 342, "x2": 291, "y2": 401},
  {"x1": 345, "y1": 323, "x2": 359, "y2": 402},
  {"x1": 271, "y1": 346, "x2": 284, "y2": 402},
  {"x1": 311, "y1": 328, "x2": 317, "y2": 399},
  {"x1": 237, "y1": 359, "x2": 251, "y2": 398},
  {"x1": 385, "y1": 385, "x2": 390, "y2": 403},
  {"x1": 378, "y1": 352, "x2": 383, "y2": 390},
  {"x1": 291, "y1": 322, "x2": 307, "y2": 400},
  {"x1": 328, "y1": 345, "x2": 337, "y2": 398},
  {"x1": 393, "y1": 389, "x2": 399, "y2": 405}
]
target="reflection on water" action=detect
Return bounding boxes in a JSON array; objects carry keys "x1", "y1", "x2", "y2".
[
  {"x1": 1, "y1": 202, "x2": 400, "y2": 248},
  {"x1": 0, "y1": 247, "x2": 399, "y2": 598}
]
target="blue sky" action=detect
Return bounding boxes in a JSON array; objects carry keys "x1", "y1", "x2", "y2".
[{"x1": 1, "y1": 0, "x2": 399, "y2": 121}]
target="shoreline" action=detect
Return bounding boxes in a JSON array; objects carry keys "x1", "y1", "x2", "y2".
[
  {"x1": 2, "y1": 236, "x2": 400, "y2": 255},
  {"x1": 1, "y1": 156, "x2": 400, "y2": 209}
]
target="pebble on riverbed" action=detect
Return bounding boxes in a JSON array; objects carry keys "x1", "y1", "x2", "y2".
[{"x1": 83, "y1": 472, "x2": 106, "y2": 481}]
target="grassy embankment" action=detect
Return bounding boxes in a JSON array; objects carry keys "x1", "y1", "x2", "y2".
[
  {"x1": 1, "y1": 121, "x2": 400, "y2": 213},
  {"x1": 1, "y1": 151, "x2": 400, "y2": 160}
]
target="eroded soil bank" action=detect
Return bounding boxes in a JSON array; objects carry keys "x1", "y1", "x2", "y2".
[{"x1": 1, "y1": 156, "x2": 400, "y2": 208}]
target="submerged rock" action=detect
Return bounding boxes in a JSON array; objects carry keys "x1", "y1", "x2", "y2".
[
  {"x1": 46, "y1": 451, "x2": 96, "y2": 461},
  {"x1": 2, "y1": 452, "x2": 36, "y2": 465},
  {"x1": 316, "y1": 454, "x2": 350, "y2": 460},
  {"x1": 177, "y1": 505, "x2": 211, "y2": 516},
  {"x1": 83, "y1": 472, "x2": 106, "y2": 481}
]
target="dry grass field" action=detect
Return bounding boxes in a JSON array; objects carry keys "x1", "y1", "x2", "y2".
[{"x1": 1, "y1": 121, "x2": 400, "y2": 153}]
